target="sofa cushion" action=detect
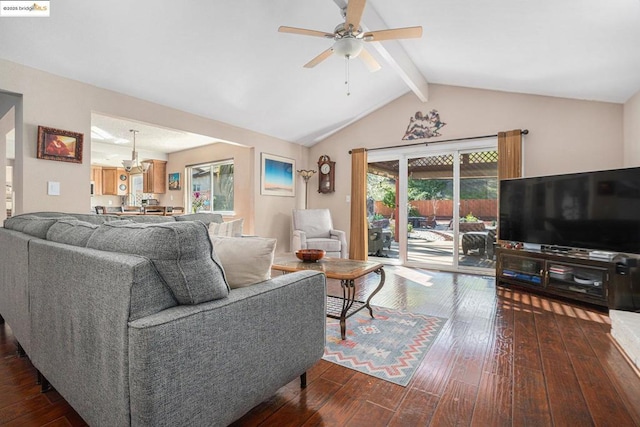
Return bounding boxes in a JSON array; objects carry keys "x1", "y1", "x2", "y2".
[
  {"x1": 208, "y1": 218, "x2": 244, "y2": 237},
  {"x1": 86, "y1": 221, "x2": 229, "y2": 304},
  {"x1": 121, "y1": 215, "x2": 176, "y2": 223},
  {"x1": 70, "y1": 213, "x2": 122, "y2": 224},
  {"x1": 9, "y1": 212, "x2": 119, "y2": 224},
  {"x1": 210, "y1": 236, "x2": 276, "y2": 288},
  {"x1": 175, "y1": 212, "x2": 223, "y2": 225},
  {"x1": 46, "y1": 219, "x2": 100, "y2": 247},
  {"x1": 4, "y1": 215, "x2": 76, "y2": 239}
]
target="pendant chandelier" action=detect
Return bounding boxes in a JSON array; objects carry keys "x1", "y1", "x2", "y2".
[{"x1": 122, "y1": 129, "x2": 150, "y2": 173}]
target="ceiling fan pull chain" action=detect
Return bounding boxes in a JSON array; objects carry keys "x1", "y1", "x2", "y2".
[{"x1": 345, "y1": 55, "x2": 351, "y2": 96}]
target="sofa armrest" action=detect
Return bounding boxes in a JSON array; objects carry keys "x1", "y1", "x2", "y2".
[
  {"x1": 291, "y1": 229, "x2": 307, "y2": 252},
  {"x1": 28, "y1": 240, "x2": 172, "y2": 426},
  {"x1": 0, "y1": 229, "x2": 33, "y2": 355},
  {"x1": 128, "y1": 270, "x2": 326, "y2": 426},
  {"x1": 330, "y1": 229, "x2": 348, "y2": 258}
]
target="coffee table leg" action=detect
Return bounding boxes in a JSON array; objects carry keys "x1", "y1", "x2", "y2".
[
  {"x1": 365, "y1": 267, "x2": 385, "y2": 318},
  {"x1": 340, "y1": 279, "x2": 356, "y2": 340}
]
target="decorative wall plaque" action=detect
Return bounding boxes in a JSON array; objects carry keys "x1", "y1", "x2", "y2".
[{"x1": 402, "y1": 110, "x2": 446, "y2": 140}]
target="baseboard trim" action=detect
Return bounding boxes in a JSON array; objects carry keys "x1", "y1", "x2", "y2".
[{"x1": 608, "y1": 333, "x2": 640, "y2": 379}]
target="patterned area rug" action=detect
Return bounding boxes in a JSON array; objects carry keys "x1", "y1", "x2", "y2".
[{"x1": 323, "y1": 306, "x2": 447, "y2": 386}]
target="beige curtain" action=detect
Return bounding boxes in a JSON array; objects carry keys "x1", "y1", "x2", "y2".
[
  {"x1": 497, "y1": 129, "x2": 523, "y2": 180},
  {"x1": 349, "y1": 148, "x2": 368, "y2": 260},
  {"x1": 497, "y1": 130, "x2": 523, "y2": 243}
]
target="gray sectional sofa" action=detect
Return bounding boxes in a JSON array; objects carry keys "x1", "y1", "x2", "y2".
[{"x1": 0, "y1": 212, "x2": 326, "y2": 426}]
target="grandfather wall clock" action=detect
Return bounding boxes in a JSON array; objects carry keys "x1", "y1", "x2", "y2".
[{"x1": 317, "y1": 155, "x2": 335, "y2": 193}]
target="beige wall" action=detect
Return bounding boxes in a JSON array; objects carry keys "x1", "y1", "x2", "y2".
[
  {"x1": 624, "y1": 89, "x2": 640, "y2": 167},
  {"x1": 0, "y1": 58, "x2": 307, "y2": 250},
  {"x1": 2, "y1": 57, "x2": 629, "y2": 252},
  {"x1": 308, "y1": 84, "x2": 624, "y2": 239},
  {"x1": 164, "y1": 143, "x2": 254, "y2": 234}
]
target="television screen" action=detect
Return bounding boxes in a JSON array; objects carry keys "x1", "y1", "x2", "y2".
[{"x1": 499, "y1": 167, "x2": 640, "y2": 254}]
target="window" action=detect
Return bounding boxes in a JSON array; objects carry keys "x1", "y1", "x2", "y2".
[{"x1": 186, "y1": 160, "x2": 234, "y2": 214}]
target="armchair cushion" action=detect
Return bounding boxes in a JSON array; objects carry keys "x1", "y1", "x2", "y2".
[
  {"x1": 306, "y1": 238, "x2": 341, "y2": 253},
  {"x1": 292, "y1": 209, "x2": 333, "y2": 239}
]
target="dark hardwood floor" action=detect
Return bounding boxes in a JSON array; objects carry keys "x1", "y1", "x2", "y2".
[{"x1": 2, "y1": 266, "x2": 639, "y2": 426}]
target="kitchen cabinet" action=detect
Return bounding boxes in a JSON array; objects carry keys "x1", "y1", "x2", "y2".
[
  {"x1": 91, "y1": 166, "x2": 102, "y2": 196},
  {"x1": 143, "y1": 160, "x2": 166, "y2": 194},
  {"x1": 102, "y1": 167, "x2": 129, "y2": 196},
  {"x1": 102, "y1": 167, "x2": 117, "y2": 195}
]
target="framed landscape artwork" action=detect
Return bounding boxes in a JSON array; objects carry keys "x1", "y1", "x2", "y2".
[
  {"x1": 261, "y1": 153, "x2": 295, "y2": 197},
  {"x1": 168, "y1": 172, "x2": 181, "y2": 190},
  {"x1": 37, "y1": 126, "x2": 83, "y2": 163}
]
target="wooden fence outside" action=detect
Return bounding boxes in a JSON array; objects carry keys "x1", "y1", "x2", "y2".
[{"x1": 374, "y1": 199, "x2": 497, "y2": 221}]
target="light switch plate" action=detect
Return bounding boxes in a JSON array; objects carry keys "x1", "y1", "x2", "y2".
[{"x1": 47, "y1": 181, "x2": 60, "y2": 196}]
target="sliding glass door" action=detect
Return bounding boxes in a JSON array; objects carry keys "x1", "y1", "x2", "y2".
[
  {"x1": 406, "y1": 153, "x2": 455, "y2": 267},
  {"x1": 368, "y1": 140, "x2": 497, "y2": 274}
]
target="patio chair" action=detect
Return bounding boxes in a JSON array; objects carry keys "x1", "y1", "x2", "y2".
[
  {"x1": 368, "y1": 227, "x2": 385, "y2": 256},
  {"x1": 420, "y1": 215, "x2": 437, "y2": 229}
]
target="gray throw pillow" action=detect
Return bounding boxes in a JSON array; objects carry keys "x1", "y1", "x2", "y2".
[{"x1": 86, "y1": 221, "x2": 229, "y2": 304}]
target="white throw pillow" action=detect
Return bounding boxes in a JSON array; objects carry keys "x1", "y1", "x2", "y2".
[
  {"x1": 210, "y1": 236, "x2": 276, "y2": 288},
  {"x1": 208, "y1": 218, "x2": 244, "y2": 237}
]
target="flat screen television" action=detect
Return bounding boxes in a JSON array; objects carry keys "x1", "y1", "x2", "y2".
[{"x1": 499, "y1": 167, "x2": 640, "y2": 254}]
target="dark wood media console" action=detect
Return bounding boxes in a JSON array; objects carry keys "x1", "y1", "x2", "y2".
[{"x1": 496, "y1": 247, "x2": 640, "y2": 310}]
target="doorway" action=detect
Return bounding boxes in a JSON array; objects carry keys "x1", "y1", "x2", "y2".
[
  {"x1": 367, "y1": 140, "x2": 498, "y2": 274},
  {"x1": 0, "y1": 92, "x2": 20, "y2": 222}
]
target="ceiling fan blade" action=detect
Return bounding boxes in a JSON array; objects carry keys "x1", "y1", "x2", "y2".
[
  {"x1": 304, "y1": 48, "x2": 334, "y2": 68},
  {"x1": 359, "y1": 48, "x2": 381, "y2": 72},
  {"x1": 363, "y1": 26, "x2": 423, "y2": 41},
  {"x1": 278, "y1": 26, "x2": 334, "y2": 39},
  {"x1": 345, "y1": 0, "x2": 366, "y2": 31}
]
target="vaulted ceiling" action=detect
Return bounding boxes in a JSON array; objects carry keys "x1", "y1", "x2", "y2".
[{"x1": 1, "y1": 0, "x2": 639, "y2": 147}]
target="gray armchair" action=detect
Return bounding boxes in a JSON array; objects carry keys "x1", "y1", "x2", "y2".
[{"x1": 292, "y1": 209, "x2": 348, "y2": 258}]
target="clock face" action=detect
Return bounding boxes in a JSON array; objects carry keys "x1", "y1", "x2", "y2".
[{"x1": 320, "y1": 163, "x2": 331, "y2": 174}]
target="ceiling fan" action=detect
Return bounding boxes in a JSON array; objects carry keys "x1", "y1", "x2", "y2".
[{"x1": 278, "y1": 0, "x2": 423, "y2": 73}]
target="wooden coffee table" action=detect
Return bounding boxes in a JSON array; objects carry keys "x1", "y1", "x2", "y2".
[{"x1": 272, "y1": 255, "x2": 385, "y2": 340}]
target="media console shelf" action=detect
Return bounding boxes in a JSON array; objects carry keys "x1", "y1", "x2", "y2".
[{"x1": 496, "y1": 247, "x2": 639, "y2": 310}]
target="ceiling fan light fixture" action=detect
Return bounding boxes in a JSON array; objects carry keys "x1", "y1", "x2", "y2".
[{"x1": 333, "y1": 37, "x2": 363, "y2": 58}]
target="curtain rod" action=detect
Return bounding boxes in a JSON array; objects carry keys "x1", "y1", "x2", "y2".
[{"x1": 348, "y1": 129, "x2": 529, "y2": 154}]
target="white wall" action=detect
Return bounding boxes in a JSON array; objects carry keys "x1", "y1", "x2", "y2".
[
  {"x1": 624, "y1": 90, "x2": 640, "y2": 167},
  {"x1": 0, "y1": 58, "x2": 308, "y2": 249},
  {"x1": 308, "y1": 84, "x2": 625, "y2": 241}
]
